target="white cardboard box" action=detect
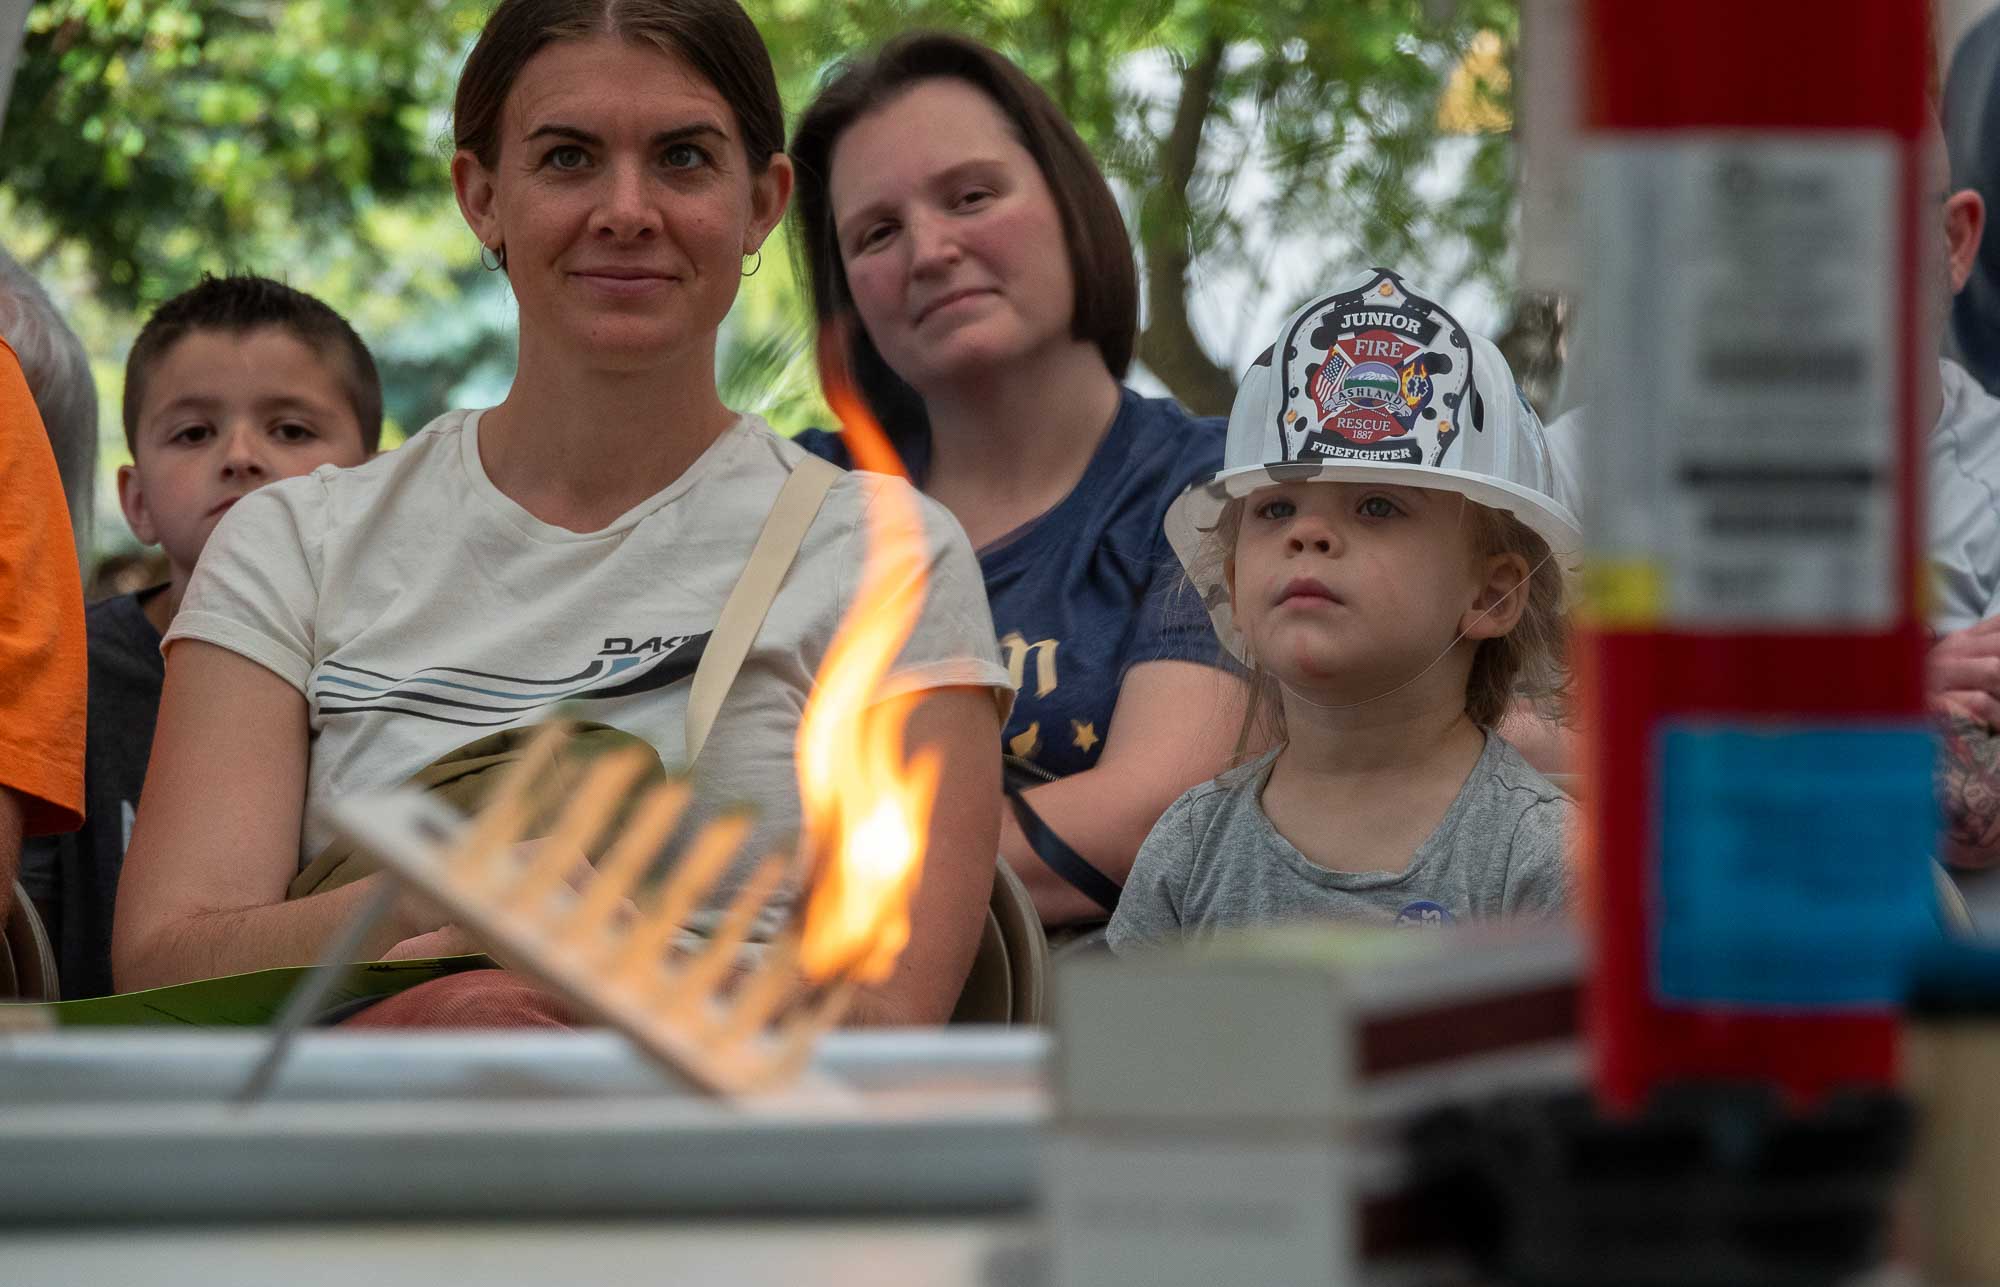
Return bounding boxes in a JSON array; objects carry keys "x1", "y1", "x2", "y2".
[
  {"x1": 1053, "y1": 924, "x2": 1580, "y2": 1126},
  {"x1": 1046, "y1": 1133, "x2": 1353, "y2": 1287},
  {"x1": 1046, "y1": 924, "x2": 1580, "y2": 1286}
]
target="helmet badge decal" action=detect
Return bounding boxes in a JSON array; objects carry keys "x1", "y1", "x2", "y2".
[{"x1": 1278, "y1": 269, "x2": 1475, "y2": 469}]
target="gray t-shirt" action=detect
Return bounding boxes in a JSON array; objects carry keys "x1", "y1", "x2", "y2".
[{"x1": 1107, "y1": 733, "x2": 1572, "y2": 952}]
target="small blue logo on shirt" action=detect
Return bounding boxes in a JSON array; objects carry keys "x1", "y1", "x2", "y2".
[{"x1": 1395, "y1": 901, "x2": 1454, "y2": 929}]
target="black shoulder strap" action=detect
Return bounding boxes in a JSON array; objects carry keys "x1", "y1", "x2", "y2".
[{"x1": 1006, "y1": 785, "x2": 1121, "y2": 913}]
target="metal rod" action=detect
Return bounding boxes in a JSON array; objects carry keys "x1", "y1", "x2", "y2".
[{"x1": 233, "y1": 877, "x2": 402, "y2": 1107}]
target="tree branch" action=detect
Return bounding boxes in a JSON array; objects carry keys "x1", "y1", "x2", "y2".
[
  {"x1": 1137, "y1": 34, "x2": 1238, "y2": 417},
  {"x1": 1044, "y1": 0, "x2": 1075, "y2": 117}
]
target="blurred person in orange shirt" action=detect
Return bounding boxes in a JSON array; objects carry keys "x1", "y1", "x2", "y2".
[{"x1": 0, "y1": 334, "x2": 86, "y2": 945}]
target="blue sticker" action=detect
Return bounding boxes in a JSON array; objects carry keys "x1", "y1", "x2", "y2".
[
  {"x1": 1395, "y1": 901, "x2": 1455, "y2": 929},
  {"x1": 1654, "y1": 722, "x2": 1937, "y2": 1009}
]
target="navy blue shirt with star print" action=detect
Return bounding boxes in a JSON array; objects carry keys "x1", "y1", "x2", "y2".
[{"x1": 796, "y1": 388, "x2": 1231, "y2": 781}]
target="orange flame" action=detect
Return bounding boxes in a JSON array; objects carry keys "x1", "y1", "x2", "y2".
[{"x1": 795, "y1": 323, "x2": 940, "y2": 983}]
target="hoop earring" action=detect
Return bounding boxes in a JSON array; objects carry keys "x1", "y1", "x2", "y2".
[
  {"x1": 480, "y1": 243, "x2": 507, "y2": 272},
  {"x1": 741, "y1": 248, "x2": 762, "y2": 278}
]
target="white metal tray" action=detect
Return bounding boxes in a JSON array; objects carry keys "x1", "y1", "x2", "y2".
[{"x1": 0, "y1": 1029, "x2": 1046, "y2": 1224}]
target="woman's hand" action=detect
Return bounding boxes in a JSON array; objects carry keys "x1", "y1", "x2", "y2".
[
  {"x1": 382, "y1": 837, "x2": 624, "y2": 959},
  {"x1": 1930, "y1": 616, "x2": 2000, "y2": 728},
  {"x1": 381, "y1": 924, "x2": 487, "y2": 960}
]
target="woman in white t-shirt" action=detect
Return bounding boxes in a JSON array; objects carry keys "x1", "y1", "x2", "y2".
[{"x1": 112, "y1": 0, "x2": 1014, "y2": 1025}]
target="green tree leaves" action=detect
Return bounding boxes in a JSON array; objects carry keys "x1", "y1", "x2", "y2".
[
  {"x1": 759, "y1": 0, "x2": 1521, "y2": 413},
  {"x1": 5, "y1": 0, "x2": 480, "y2": 307},
  {"x1": 6, "y1": 0, "x2": 1522, "y2": 434}
]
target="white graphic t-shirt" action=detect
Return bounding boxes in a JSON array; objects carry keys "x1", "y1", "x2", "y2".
[{"x1": 168, "y1": 409, "x2": 1012, "y2": 929}]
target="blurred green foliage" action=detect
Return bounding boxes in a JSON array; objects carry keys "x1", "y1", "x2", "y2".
[
  {"x1": 756, "y1": 0, "x2": 1521, "y2": 412},
  {"x1": 5, "y1": 0, "x2": 492, "y2": 305},
  {"x1": 2, "y1": 0, "x2": 1521, "y2": 560}
]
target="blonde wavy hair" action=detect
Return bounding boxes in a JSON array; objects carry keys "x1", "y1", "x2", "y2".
[{"x1": 1191, "y1": 494, "x2": 1572, "y2": 753}]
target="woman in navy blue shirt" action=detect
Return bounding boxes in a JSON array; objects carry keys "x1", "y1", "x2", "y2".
[{"x1": 791, "y1": 32, "x2": 1246, "y2": 926}]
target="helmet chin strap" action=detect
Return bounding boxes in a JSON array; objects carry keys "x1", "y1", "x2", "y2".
[{"x1": 1274, "y1": 548, "x2": 1557, "y2": 714}]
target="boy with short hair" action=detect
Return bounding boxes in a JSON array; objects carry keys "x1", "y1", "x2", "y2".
[{"x1": 21, "y1": 275, "x2": 380, "y2": 997}]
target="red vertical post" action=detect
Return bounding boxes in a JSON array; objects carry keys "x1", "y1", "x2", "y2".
[{"x1": 1577, "y1": 1, "x2": 1934, "y2": 1111}]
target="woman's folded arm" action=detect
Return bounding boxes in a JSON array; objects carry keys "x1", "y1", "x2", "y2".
[{"x1": 112, "y1": 640, "x2": 434, "y2": 991}]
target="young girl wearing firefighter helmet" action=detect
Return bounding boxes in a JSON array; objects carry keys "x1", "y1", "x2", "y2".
[{"x1": 1109, "y1": 269, "x2": 1580, "y2": 948}]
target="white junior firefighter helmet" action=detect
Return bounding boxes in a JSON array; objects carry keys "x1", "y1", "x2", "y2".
[{"x1": 1165, "y1": 267, "x2": 1582, "y2": 661}]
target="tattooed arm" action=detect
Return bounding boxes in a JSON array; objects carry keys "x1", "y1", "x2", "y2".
[{"x1": 1939, "y1": 713, "x2": 2000, "y2": 869}]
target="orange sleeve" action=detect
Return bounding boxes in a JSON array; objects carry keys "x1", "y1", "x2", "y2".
[{"x1": 0, "y1": 336, "x2": 86, "y2": 835}]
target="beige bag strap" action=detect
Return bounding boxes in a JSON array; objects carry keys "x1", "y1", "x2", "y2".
[{"x1": 685, "y1": 452, "x2": 841, "y2": 765}]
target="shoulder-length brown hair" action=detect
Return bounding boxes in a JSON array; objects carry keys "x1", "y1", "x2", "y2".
[
  {"x1": 453, "y1": 0, "x2": 785, "y2": 175},
  {"x1": 789, "y1": 31, "x2": 1138, "y2": 441}
]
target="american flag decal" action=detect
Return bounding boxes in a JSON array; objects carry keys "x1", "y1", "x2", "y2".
[{"x1": 1309, "y1": 346, "x2": 1348, "y2": 424}]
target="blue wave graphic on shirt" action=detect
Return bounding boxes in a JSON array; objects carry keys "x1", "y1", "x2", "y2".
[{"x1": 315, "y1": 633, "x2": 709, "y2": 728}]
